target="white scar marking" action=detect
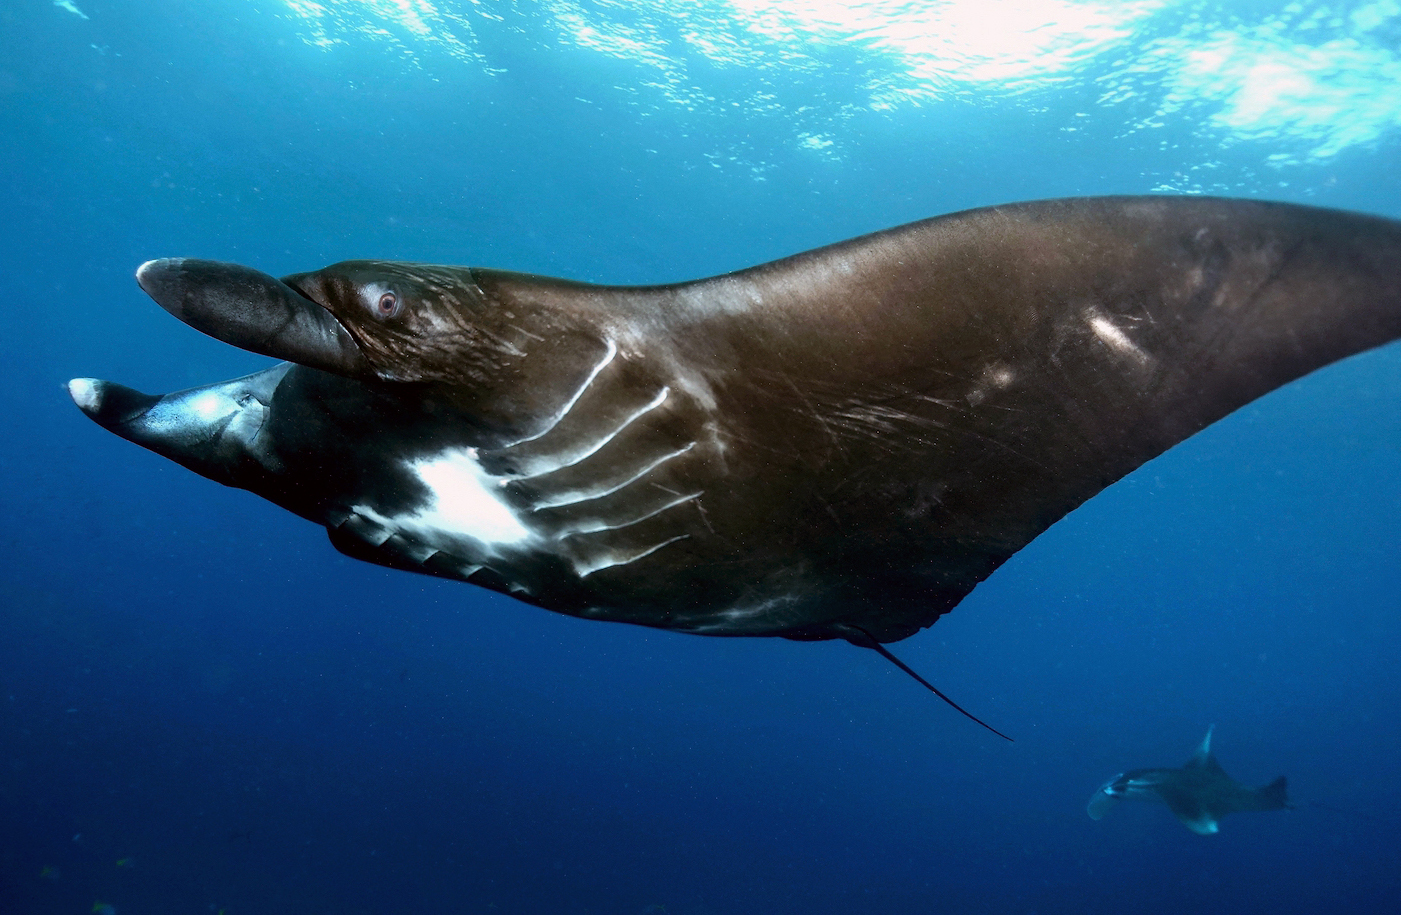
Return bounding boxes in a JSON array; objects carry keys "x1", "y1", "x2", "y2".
[
  {"x1": 575, "y1": 534, "x2": 689, "y2": 577},
  {"x1": 511, "y1": 338, "x2": 617, "y2": 445},
  {"x1": 355, "y1": 448, "x2": 532, "y2": 550},
  {"x1": 690, "y1": 595, "x2": 802, "y2": 631},
  {"x1": 529, "y1": 443, "x2": 695, "y2": 510},
  {"x1": 557, "y1": 491, "x2": 701, "y2": 537},
  {"x1": 1086, "y1": 309, "x2": 1152, "y2": 367},
  {"x1": 725, "y1": 596, "x2": 799, "y2": 618},
  {"x1": 520, "y1": 386, "x2": 670, "y2": 477}
]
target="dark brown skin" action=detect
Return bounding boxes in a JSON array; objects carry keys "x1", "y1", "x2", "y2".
[{"x1": 84, "y1": 197, "x2": 1401, "y2": 643}]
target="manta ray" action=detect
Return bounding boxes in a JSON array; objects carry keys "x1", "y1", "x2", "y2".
[
  {"x1": 68, "y1": 197, "x2": 1401, "y2": 731},
  {"x1": 1088, "y1": 726, "x2": 1292, "y2": 834}
]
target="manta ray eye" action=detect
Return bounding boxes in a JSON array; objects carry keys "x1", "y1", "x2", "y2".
[{"x1": 375, "y1": 291, "x2": 400, "y2": 318}]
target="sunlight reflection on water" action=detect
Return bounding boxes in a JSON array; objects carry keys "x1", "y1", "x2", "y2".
[{"x1": 272, "y1": 0, "x2": 1401, "y2": 167}]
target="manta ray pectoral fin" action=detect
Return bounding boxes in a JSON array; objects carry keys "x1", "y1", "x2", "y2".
[
  {"x1": 1087, "y1": 781, "x2": 1122, "y2": 820},
  {"x1": 1188, "y1": 725, "x2": 1216, "y2": 767},
  {"x1": 1153, "y1": 784, "x2": 1220, "y2": 835},
  {"x1": 839, "y1": 625, "x2": 1012, "y2": 741},
  {"x1": 1180, "y1": 815, "x2": 1221, "y2": 835}
]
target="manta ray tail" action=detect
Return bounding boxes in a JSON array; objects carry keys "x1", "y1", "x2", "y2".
[{"x1": 842, "y1": 626, "x2": 1013, "y2": 741}]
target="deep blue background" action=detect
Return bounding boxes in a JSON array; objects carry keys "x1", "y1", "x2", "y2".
[{"x1": 3, "y1": 2, "x2": 1400, "y2": 913}]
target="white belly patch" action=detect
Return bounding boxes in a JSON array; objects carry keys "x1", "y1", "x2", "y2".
[
  {"x1": 349, "y1": 447, "x2": 532, "y2": 558},
  {"x1": 410, "y1": 448, "x2": 533, "y2": 545}
]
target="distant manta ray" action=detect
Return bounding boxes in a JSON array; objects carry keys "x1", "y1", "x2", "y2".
[
  {"x1": 54, "y1": 0, "x2": 89, "y2": 20},
  {"x1": 68, "y1": 197, "x2": 1401, "y2": 735},
  {"x1": 1088, "y1": 726, "x2": 1292, "y2": 834}
]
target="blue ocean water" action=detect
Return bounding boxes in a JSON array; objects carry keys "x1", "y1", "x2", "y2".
[{"x1": 3, "y1": 1, "x2": 1401, "y2": 913}]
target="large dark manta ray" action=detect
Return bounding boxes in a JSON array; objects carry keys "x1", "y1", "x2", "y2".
[{"x1": 69, "y1": 197, "x2": 1401, "y2": 735}]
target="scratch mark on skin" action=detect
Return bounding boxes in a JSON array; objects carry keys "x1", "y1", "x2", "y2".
[
  {"x1": 779, "y1": 372, "x2": 845, "y2": 458},
  {"x1": 557, "y1": 491, "x2": 702, "y2": 538},
  {"x1": 689, "y1": 594, "x2": 803, "y2": 631},
  {"x1": 528, "y1": 443, "x2": 697, "y2": 510},
  {"x1": 508, "y1": 338, "x2": 618, "y2": 446},
  {"x1": 509, "y1": 325, "x2": 546, "y2": 344},
  {"x1": 1085, "y1": 307, "x2": 1153, "y2": 368},
  {"x1": 528, "y1": 385, "x2": 670, "y2": 476},
  {"x1": 829, "y1": 402, "x2": 952, "y2": 440},
  {"x1": 694, "y1": 499, "x2": 716, "y2": 534},
  {"x1": 576, "y1": 534, "x2": 691, "y2": 577}
]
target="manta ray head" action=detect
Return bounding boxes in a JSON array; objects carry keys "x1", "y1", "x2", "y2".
[
  {"x1": 138, "y1": 257, "x2": 624, "y2": 440},
  {"x1": 280, "y1": 260, "x2": 634, "y2": 439},
  {"x1": 279, "y1": 261, "x2": 523, "y2": 383}
]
